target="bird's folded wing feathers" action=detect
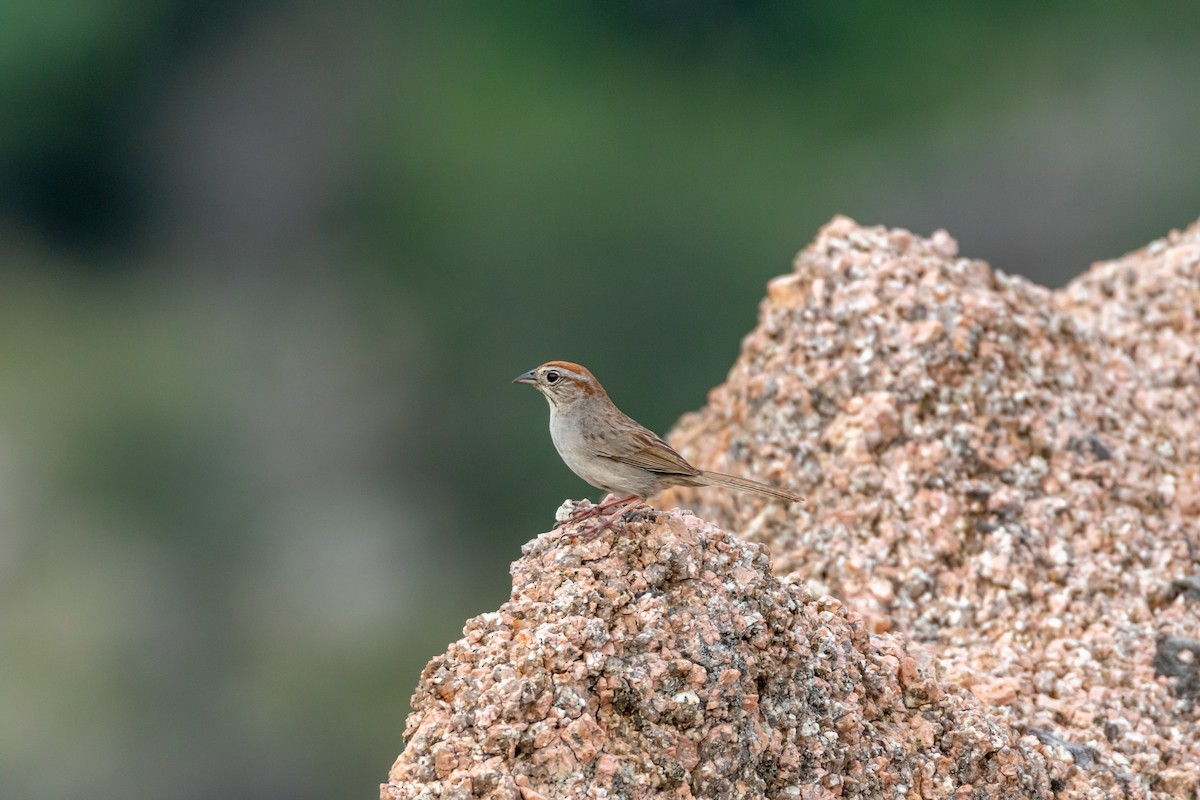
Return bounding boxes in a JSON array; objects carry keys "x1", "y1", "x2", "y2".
[{"x1": 595, "y1": 425, "x2": 699, "y2": 476}]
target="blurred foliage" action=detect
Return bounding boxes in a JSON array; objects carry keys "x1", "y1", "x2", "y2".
[
  {"x1": 1, "y1": 2, "x2": 1198, "y2": 799},
  {"x1": 0, "y1": 0, "x2": 249, "y2": 248}
]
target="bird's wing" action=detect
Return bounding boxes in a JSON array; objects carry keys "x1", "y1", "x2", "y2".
[{"x1": 592, "y1": 421, "x2": 700, "y2": 477}]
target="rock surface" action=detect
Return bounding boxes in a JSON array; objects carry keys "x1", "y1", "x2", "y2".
[
  {"x1": 384, "y1": 510, "x2": 1051, "y2": 799},
  {"x1": 383, "y1": 217, "x2": 1200, "y2": 799},
  {"x1": 663, "y1": 217, "x2": 1200, "y2": 798}
]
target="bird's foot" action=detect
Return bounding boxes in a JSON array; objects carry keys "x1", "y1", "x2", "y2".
[
  {"x1": 573, "y1": 496, "x2": 644, "y2": 541},
  {"x1": 555, "y1": 494, "x2": 639, "y2": 528}
]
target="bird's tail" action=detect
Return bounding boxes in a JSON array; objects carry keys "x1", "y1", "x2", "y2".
[{"x1": 697, "y1": 471, "x2": 805, "y2": 504}]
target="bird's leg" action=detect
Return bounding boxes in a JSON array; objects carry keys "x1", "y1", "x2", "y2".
[
  {"x1": 558, "y1": 493, "x2": 638, "y2": 527},
  {"x1": 576, "y1": 495, "x2": 645, "y2": 541},
  {"x1": 596, "y1": 493, "x2": 640, "y2": 514},
  {"x1": 555, "y1": 499, "x2": 606, "y2": 528}
]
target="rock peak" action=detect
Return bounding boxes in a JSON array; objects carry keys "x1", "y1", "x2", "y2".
[{"x1": 384, "y1": 509, "x2": 1050, "y2": 799}]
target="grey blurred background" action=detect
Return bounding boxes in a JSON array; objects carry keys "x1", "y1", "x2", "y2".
[{"x1": 1, "y1": 3, "x2": 1197, "y2": 799}]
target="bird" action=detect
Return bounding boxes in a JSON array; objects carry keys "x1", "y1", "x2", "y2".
[{"x1": 513, "y1": 360, "x2": 803, "y2": 535}]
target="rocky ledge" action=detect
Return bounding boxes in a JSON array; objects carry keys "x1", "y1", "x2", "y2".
[{"x1": 384, "y1": 217, "x2": 1199, "y2": 799}]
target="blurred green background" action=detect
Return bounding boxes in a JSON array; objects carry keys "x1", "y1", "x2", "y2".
[{"x1": 2, "y1": 2, "x2": 1198, "y2": 798}]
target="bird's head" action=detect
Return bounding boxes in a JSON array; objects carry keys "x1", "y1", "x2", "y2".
[{"x1": 512, "y1": 361, "x2": 605, "y2": 408}]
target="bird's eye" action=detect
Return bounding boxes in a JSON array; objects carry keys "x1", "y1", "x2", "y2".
[{"x1": 545, "y1": 371, "x2": 560, "y2": 384}]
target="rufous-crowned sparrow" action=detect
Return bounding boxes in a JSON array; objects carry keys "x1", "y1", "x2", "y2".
[{"x1": 514, "y1": 360, "x2": 803, "y2": 533}]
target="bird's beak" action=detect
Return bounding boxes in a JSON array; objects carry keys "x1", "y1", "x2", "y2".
[{"x1": 512, "y1": 370, "x2": 537, "y2": 386}]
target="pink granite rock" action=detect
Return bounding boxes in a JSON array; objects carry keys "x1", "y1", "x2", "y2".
[
  {"x1": 383, "y1": 510, "x2": 1051, "y2": 799},
  {"x1": 383, "y1": 217, "x2": 1200, "y2": 799},
  {"x1": 663, "y1": 216, "x2": 1200, "y2": 798}
]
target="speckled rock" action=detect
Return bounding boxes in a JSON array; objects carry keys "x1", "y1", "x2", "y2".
[
  {"x1": 383, "y1": 218, "x2": 1200, "y2": 799},
  {"x1": 383, "y1": 509, "x2": 1051, "y2": 799},
  {"x1": 662, "y1": 216, "x2": 1200, "y2": 798}
]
